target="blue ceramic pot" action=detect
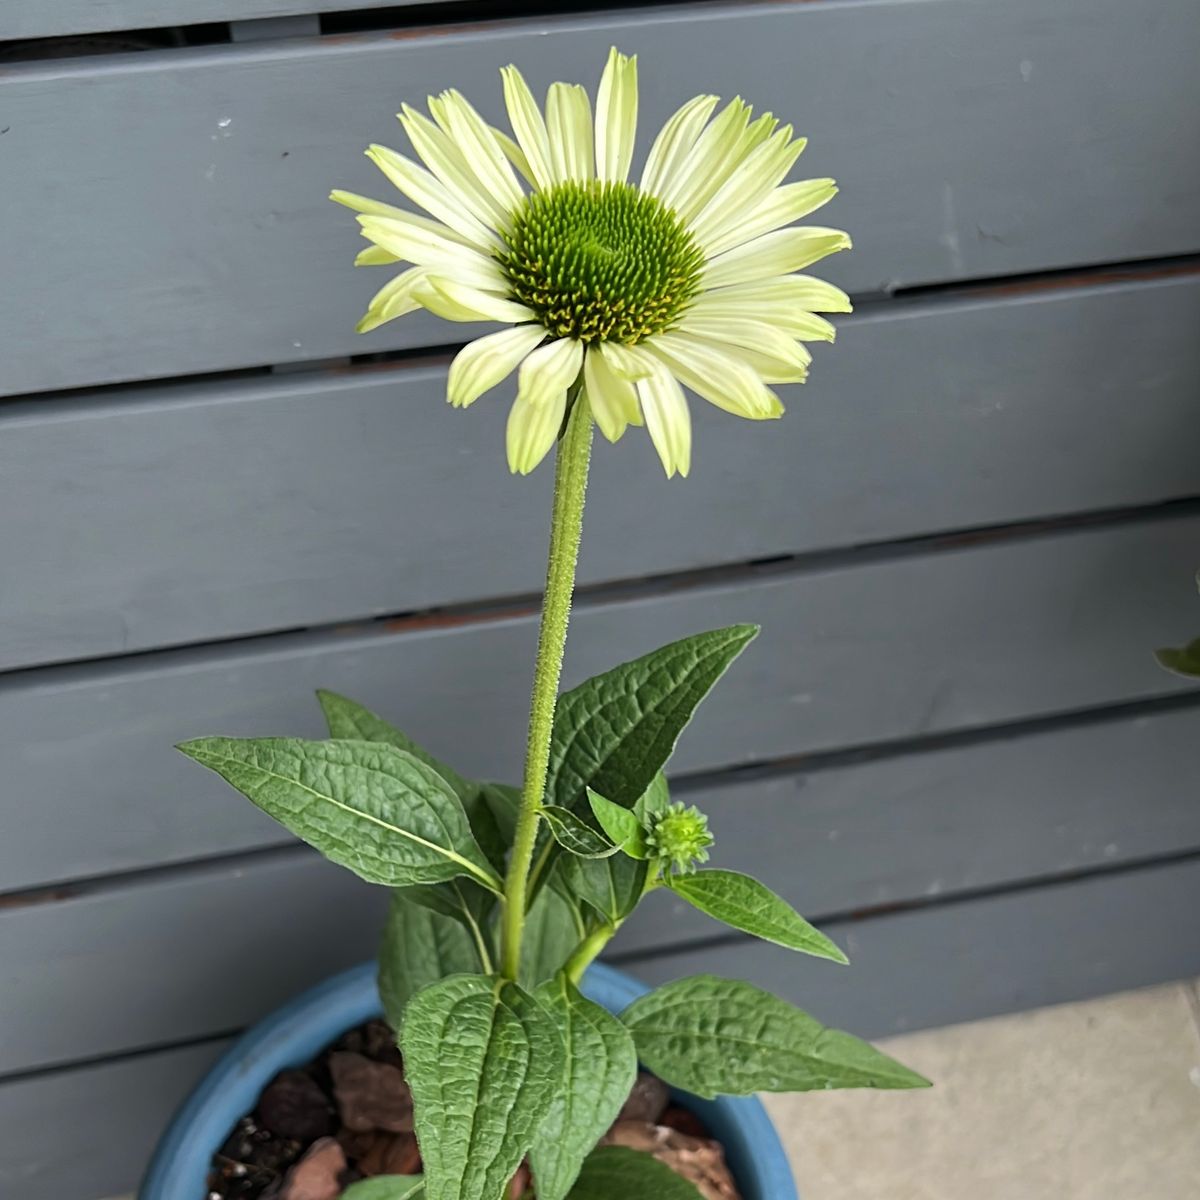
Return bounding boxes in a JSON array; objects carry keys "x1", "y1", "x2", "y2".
[{"x1": 142, "y1": 960, "x2": 797, "y2": 1200}]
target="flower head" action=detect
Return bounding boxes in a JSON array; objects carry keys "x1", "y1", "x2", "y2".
[
  {"x1": 332, "y1": 49, "x2": 851, "y2": 477},
  {"x1": 645, "y1": 802, "x2": 714, "y2": 875}
]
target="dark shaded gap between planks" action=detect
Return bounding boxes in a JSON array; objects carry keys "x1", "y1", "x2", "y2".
[
  {"x1": 2, "y1": 488, "x2": 1199, "y2": 685},
  {"x1": 3, "y1": 683, "x2": 1197, "y2": 909}
]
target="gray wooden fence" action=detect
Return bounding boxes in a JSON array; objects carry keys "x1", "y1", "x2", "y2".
[{"x1": 2, "y1": 2, "x2": 1199, "y2": 1197}]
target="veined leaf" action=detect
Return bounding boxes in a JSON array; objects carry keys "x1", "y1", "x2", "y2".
[
  {"x1": 342, "y1": 1175, "x2": 424, "y2": 1200},
  {"x1": 667, "y1": 869, "x2": 847, "y2": 962},
  {"x1": 177, "y1": 738, "x2": 501, "y2": 892},
  {"x1": 1156, "y1": 636, "x2": 1200, "y2": 679},
  {"x1": 542, "y1": 805, "x2": 620, "y2": 858},
  {"x1": 399, "y1": 880, "x2": 496, "y2": 971},
  {"x1": 378, "y1": 893, "x2": 482, "y2": 1028},
  {"x1": 520, "y1": 886, "x2": 585, "y2": 990},
  {"x1": 633, "y1": 772, "x2": 671, "y2": 822},
  {"x1": 567, "y1": 1146, "x2": 704, "y2": 1200},
  {"x1": 622, "y1": 975, "x2": 931, "y2": 1098},
  {"x1": 587, "y1": 789, "x2": 648, "y2": 859},
  {"x1": 530, "y1": 975, "x2": 639, "y2": 1200},
  {"x1": 401, "y1": 975, "x2": 564, "y2": 1200},
  {"x1": 558, "y1": 851, "x2": 648, "y2": 926}
]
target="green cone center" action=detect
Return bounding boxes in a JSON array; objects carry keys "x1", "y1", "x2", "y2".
[{"x1": 497, "y1": 180, "x2": 705, "y2": 345}]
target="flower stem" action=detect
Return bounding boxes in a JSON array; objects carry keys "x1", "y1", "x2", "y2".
[
  {"x1": 500, "y1": 387, "x2": 593, "y2": 981},
  {"x1": 563, "y1": 921, "x2": 618, "y2": 986}
]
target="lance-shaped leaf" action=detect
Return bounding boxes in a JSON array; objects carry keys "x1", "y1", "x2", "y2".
[
  {"x1": 377, "y1": 893, "x2": 483, "y2": 1028},
  {"x1": 401, "y1": 975, "x2": 564, "y2": 1200},
  {"x1": 667, "y1": 869, "x2": 847, "y2": 962},
  {"x1": 342, "y1": 1175, "x2": 424, "y2": 1200},
  {"x1": 622, "y1": 976, "x2": 931, "y2": 1098},
  {"x1": 520, "y1": 886, "x2": 585, "y2": 990},
  {"x1": 177, "y1": 738, "x2": 501, "y2": 892},
  {"x1": 542, "y1": 805, "x2": 620, "y2": 858},
  {"x1": 530, "y1": 975, "x2": 639, "y2": 1200},
  {"x1": 588, "y1": 789, "x2": 648, "y2": 859},
  {"x1": 567, "y1": 1147, "x2": 704, "y2": 1200},
  {"x1": 557, "y1": 852, "x2": 648, "y2": 926},
  {"x1": 634, "y1": 772, "x2": 672, "y2": 822}
]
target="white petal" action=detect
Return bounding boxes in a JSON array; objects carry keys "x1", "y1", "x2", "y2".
[
  {"x1": 687, "y1": 289, "x2": 838, "y2": 341},
  {"x1": 701, "y1": 179, "x2": 837, "y2": 257},
  {"x1": 354, "y1": 244, "x2": 400, "y2": 266},
  {"x1": 415, "y1": 275, "x2": 536, "y2": 324},
  {"x1": 502, "y1": 66, "x2": 555, "y2": 190},
  {"x1": 676, "y1": 316, "x2": 811, "y2": 376},
  {"x1": 636, "y1": 359, "x2": 692, "y2": 478},
  {"x1": 701, "y1": 272, "x2": 852, "y2": 313},
  {"x1": 333, "y1": 189, "x2": 476, "y2": 246},
  {"x1": 398, "y1": 105, "x2": 512, "y2": 229},
  {"x1": 688, "y1": 332, "x2": 811, "y2": 385},
  {"x1": 656, "y1": 98, "x2": 750, "y2": 212},
  {"x1": 433, "y1": 89, "x2": 525, "y2": 212},
  {"x1": 703, "y1": 227, "x2": 852, "y2": 289},
  {"x1": 596, "y1": 340, "x2": 655, "y2": 383},
  {"x1": 583, "y1": 344, "x2": 640, "y2": 441},
  {"x1": 364, "y1": 144, "x2": 499, "y2": 250},
  {"x1": 640, "y1": 94, "x2": 719, "y2": 198},
  {"x1": 356, "y1": 267, "x2": 430, "y2": 333},
  {"x1": 357, "y1": 215, "x2": 507, "y2": 292},
  {"x1": 645, "y1": 331, "x2": 781, "y2": 419},
  {"x1": 595, "y1": 47, "x2": 638, "y2": 184},
  {"x1": 547, "y1": 83, "x2": 594, "y2": 183},
  {"x1": 447, "y1": 325, "x2": 547, "y2": 408},
  {"x1": 517, "y1": 338, "x2": 585, "y2": 409},
  {"x1": 507, "y1": 389, "x2": 567, "y2": 474},
  {"x1": 492, "y1": 125, "x2": 533, "y2": 186}
]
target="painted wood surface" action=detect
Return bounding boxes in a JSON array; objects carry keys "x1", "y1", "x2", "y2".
[
  {"x1": 2, "y1": 512, "x2": 1197, "y2": 893},
  {"x1": 4, "y1": 273, "x2": 1199, "y2": 672},
  {"x1": 3, "y1": 0, "x2": 1198, "y2": 394},
  {"x1": 3, "y1": 698, "x2": 1198, "y2": 1076}
]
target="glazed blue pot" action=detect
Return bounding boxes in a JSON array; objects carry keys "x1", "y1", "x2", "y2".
[{"x1": 142, "y1": 960, "x2": 797, "y2": 1200}]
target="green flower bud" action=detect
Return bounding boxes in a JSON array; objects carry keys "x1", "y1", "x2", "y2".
[{"x1": 645, "y1": 802, "x2": 714, "y2": 875}]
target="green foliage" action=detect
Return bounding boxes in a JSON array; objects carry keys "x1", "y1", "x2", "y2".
[
  {"x1": 622, "y1": 975, "x2": 931, "y2": 1098},
  {"x1": 400, "y1": 974, "x2": 564, "y2": 1200},
  {"x1": 566, "y1": 1146, "x2": 704, "y2": 1199},
  {"x1": 542, "y1": 804, "x2": 621, "y2": 858},
  {"x1": 519, "y1": 886, "x2": 584, "y2": 990},
  {"x1": 530, "y1": 975, "x2": 639, "y2": 1200},
  {"x1": 667, "y1": 869, "x2": 848, "y2": 962},
  {"x1": 557, "y1": 851, "x2": 648, "y2": 926},
  {"x1": 341, "y1": 1176, "x2": 424, "y2": 1200},
  {"x1": 176, "y1": 737, "x2": 501, "y2": 892},
  {"x1": 587, "y1": 789, "x2": 647, "y2": 858},
  {"x1": 1156, "y1": 637, "x2": 1200, "y2": 678},
  {"x1": 377, "y1": 894, "x2": 483, "y2": 1028}
]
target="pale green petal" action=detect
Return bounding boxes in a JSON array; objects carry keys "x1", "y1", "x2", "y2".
[
  {"x1": 583, "y1": 343, "x2": 640, "y2": 441},
  {"x1": 701, "y1": 178, "x2": 837, "y2": 257},
  {"x1": 354, "y1": 243, "x2": 400, "y2": 266},
  {"x1": 414, "y1": 275, "x2": 536, "y2": 324},
  {"x1": 687, "y1": 289, "x2": 838, "y2": 341},
  {"x1": 702, "y1": 335, "x2": 811, "y2": 385},
  {"x1": 501, "y1": 65, "x2": 555, "y2": 190},
  {"x1": 398, "y1": 105, "x2": 511, "y2": 229},
  {"x1": 640, "y1": 93, "x2": 719, "y2": 197},
  {"x1": 517, "y1": 337, "x2": 584, "y2": 409},
  {"x1": 636, "y1": 360, "x2": 692, "y2": 479},
  {"x1": 703, "y1": 227, "x2": 852, "y2": 289},
  {"x1": 333, "y1": 189, "x2": 475, "y2": 246},
  {"x1": 645, "y1": 331, "x2": 780, "y2": 419},
  {"x1": 433, "y1": 89, "x2": 525, "y2": 212},
  {"x1": 701, "y1": 272, "x2": 852, "y2": 313},
  {"x1": 356, "y1": 266, "x2": 430, "y2": 333},
  {"x1": 357, "y1": 215, "x2": 508, "y2": 292},
  {"x1": 547, "y1": 83, "x2": 594, "y2": 183},
  {"x1": 657, "y1": 98, "x2": 751, "y2": 214},
  {"x1": 492, "y1": 125, "x2": 533, "y2": 186},
  {"x1": 365, "y1": 144, "x2": 499, "y2": 250},
  {"x1": 595, "y1": 47, "x2": 638, "y2": 184},
  {"x1": 596, "y1": 340, "x2": 655, "y2": 383},
  {"x1": 447, "y1": 324, "x2": 547, "y2": 408},
  {"x1": 677, "y1": 315, "x2": 812, "y2": 376},
  {"x1": 507, "y1": 388, "x2": 567, "y2": 474}
]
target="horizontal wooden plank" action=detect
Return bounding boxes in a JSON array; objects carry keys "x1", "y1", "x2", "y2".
[
  {"x1": 3, "y1": 700, "x2": 1199, "y2": 1075},
  {"x1": 2, "y1": 0, "x2": 1197, "y2": 393},
  {"x1": 2, "y1": 512, "x2": 1197, "y2": 893},
  {"x1": 4, "y1": 859, "x2": 1198, "y2": 1200},
  {"x1": 5, "y1": 0, "x2": 411, "y2": 40},
  {"x1": 633, "y1": 856, "x2": 1200, "y2": 1039},
  {"x1": 5, "y1": 274, "x2": 1200, "y2": 672},
  {"x1": 0, "y1": 1039, "x2": 229, "y2": 1200}
]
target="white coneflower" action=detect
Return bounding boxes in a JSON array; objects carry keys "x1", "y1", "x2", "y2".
[{"x1": 332, "y1": 48, "x2": 851, "y2": 477}]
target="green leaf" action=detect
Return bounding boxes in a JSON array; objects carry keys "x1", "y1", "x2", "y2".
[
  {"x1": 557, "y1": 851, "x2": 649, "y2": 926},
  {"x1": 622, "y1": 975, "x2": 931, "y2": 1098},
  {"x1": 398, "y1": 880, "x2": 496, "y2": 970},
  {"x1": 587, "y1": 789, "x2": 648, "y2": 859},
  {"x1": 1156, "y1": 637, "x2": 1200, "y2": 678},
  {"x1": 178, "y1": 738, "x2": 502, "y2": 892},
  {"x1": 317, "y1": 690, "x2": 476, "y2": 804},
  {"x1": 667, "y1": 869, "x2": 847, "y2": 963},
  {"x1": 530, "y1": 976, "x2": 639, "y2": 1200},
  {"x1": 400, "y1": 974, "x2": 564, "y2": 1200},
  {"x1": 566, "y1": 1146, "x2": 704, "y2": 1200},
  {"x1": 480, "y1": 782, "x2": 521, "y2": 844},
  {"x1": 341, "y1": 1175, "x2": 424, "y2": 1200},
  {"x1": 520, "y1": 886, "x2": 585, "y2": 990},
  {"x1": 378, "y1": 893, "x2": 482, "y2": 1028},
  {"x1": 542, "y1": 805, "x2": 620, "y2": 858},
  {"x1": 633, "y1": 773, "x2": 671, "y2": 823}
]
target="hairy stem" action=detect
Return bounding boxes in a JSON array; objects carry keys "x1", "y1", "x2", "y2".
[{"x1": 500, "y1": 388, "x2": 593, "y2": 980}]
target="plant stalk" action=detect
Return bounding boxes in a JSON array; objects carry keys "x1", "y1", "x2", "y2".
[{"x1": 500, "y1": 387, "x2": 593, "y2": 980}]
